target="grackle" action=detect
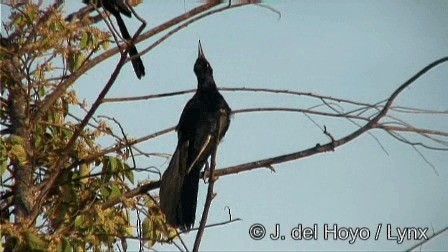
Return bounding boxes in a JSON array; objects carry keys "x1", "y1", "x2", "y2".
[
  {"x1": 83, "y1": 0, "x2": 145, "y2": 79},
  {"x1": 159, "y1": 41, "x2": 231, "y2": 230}
]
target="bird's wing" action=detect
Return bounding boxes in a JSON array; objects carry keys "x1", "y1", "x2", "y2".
[
  {"x1": 186, "y1": 134, "x2": 211, "y2": 174},
  {"x1": 217, "y1": 107, "x2": 231, "y2": 140}
]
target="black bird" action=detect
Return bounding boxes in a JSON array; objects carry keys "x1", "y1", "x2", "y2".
[
  {"x1": 159, "y1": 41, "x2": 231, "y2": 229},
  {"x1": 83, "y1": 0, "x2": 145, "y2": 79}
]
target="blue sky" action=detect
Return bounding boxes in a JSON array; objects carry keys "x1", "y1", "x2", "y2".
[{"x1": 65, "y1": 1, "x2": 448, "y2": 251}]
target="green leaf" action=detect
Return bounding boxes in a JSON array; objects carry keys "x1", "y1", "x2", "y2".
[
  {"x1": 63, "y1": 239, "x2": 72, "y2": 252},
  {"x1": 27, "y1": 8, "x2": 37, "y2": 23},
  {"x1": 38, "y1": 86, "x2": 46, "y2": 97},
  {"x1": 142, "y1": 218, "x2": 151, "y2": 240},
  {"x1": 10, "y1": 135, "x2": 25, "y2": 145},
  {"x1": 11, "y1": 144, "x2": 27, "y2": 164},
  {"x1": 74, "y1": 215, "x2": 85, "y2": 228},
  {"x1": 109, "y1": 157, "x2": 118, "y2": 173},
  {"x1": 13, "y1": 15, "x2": 23, "y2": 26},
  {"x1": 124, "y1": 168, "x2": 134, "y2": 184},
  {"x1": 24, "y1": 232, "x2": 48, "y2": 251},
  {"x1": 67, "y1": 52, "x2": 85, "y2": 73},
  {"x1": 62, "y1": 128, "x2": 73, "y2": 138},
  {"x1": 57, "y1": 238, "x2": 72, "y2": 252},
  {"x1": 101, "y1": 40, "x2": 110, "y2": 51},
  {"x1": 52, "y1": 19, "x2": 63, "y2": 32},
  {"x1": 80, "y1": 32, "x2": 88, "y2": 49},
  {"x1": 125, "y1": 226, "x2": 134, "y2": 237},
  {"x1": 109, "y1": 183, "x2": 121, "y2": 199},
  {"x1": 34, "y1": 134, "x2": 42, "y2": 150},
  {"x1": 141, "y1": 217, "x2": 159, "y2": 248},
  {"x1": 101, "y1": 157, "x2": 114, "y2": 182},
  {"x1": 79, "y1": 164, "x2": 90, "y2": 184},
  {"x1": 168, "y1": 226, "x2": 178, "y2": 239},
  {"x1": 100, "y1": 185, "x2": 110, "y2": 199},
  {"x1": 41, "y1": 37, "x2": 50, "y2": 49},
  {"x1": 0, "y1": 138, "x2": 7, "y2": 176},
  {"x1": 0, "y1": 160, "x2": 6, "y2": 177}
]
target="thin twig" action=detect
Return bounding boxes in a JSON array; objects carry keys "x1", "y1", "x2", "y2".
[
  {"x1": 405, "y1": 226, "x2": 448, "y2": 252},
  {"x1": 183, "y1": 218, "x2": 242, "y2": 233},
  {"x1": 377, "y1": 125, "x2": 448, "y2": 138},
  {"x1": 126, "y1": 0, "x2": 147, "y2": 42},
  {"x1": 98, "y1": 115, "x2": 137, "y2": 169}
]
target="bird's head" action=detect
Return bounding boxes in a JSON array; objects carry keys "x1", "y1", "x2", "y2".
[{"x1": 194, "y1": 40, "x2": 214, "y2": 81}]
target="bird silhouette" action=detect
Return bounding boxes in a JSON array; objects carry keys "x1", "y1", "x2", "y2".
[{"x1": 159, "y1": 41, "x2": 231, "y2": 230}]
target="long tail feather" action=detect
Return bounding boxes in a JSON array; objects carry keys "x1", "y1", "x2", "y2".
[
  {"x1": 114, "y1": 13, "x2": 145, "y2": 79},
  {"x1": 160, "y1": 140, "x2": 204, "y2": 230}
]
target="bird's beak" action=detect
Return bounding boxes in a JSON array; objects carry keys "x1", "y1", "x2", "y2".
[{"x1": 198, "y1": 40, "x2": 205, "y2": 59}]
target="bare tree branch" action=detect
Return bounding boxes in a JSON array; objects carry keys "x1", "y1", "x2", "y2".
[
  {"x1": 99, "y1": 56, "x2": 448, "y2": 210},
  {"x1": 102, "y1": 87, "x2": 379, "y2": 107},
  {"x1": 207, "y1": 56, "x2": 448, "y2": 177}
]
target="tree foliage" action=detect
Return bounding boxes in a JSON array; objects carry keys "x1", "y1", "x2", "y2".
[{"x1": 1, "y1": 3, "x2": 174, "y2": 251}]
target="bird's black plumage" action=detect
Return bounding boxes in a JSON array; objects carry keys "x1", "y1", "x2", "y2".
[
  {"x1": 159, "y1": 41, "x2": 231, "y2": 230},
  {"x1": 83, "y1": 0, "x2": 145, "y2": 79}
]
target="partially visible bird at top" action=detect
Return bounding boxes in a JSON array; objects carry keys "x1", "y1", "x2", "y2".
[{"x1": 83, "y1": 0, "x2": 146, "y2": 79}]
